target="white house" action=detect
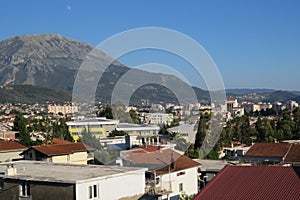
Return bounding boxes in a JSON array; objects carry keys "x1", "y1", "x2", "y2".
[
  {"x1": 0, "y1": 161, "x2": 147, "y2": 200},
  {"x1": 119, "y1": 147, "x2": 200, "y2": 199}
]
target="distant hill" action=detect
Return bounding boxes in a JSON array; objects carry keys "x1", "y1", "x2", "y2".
[
  {"x1": 226, "y1": 88, "x2": 276, "y2": 95},
  {"x1": 0, "y1": 34, "x2": 298, "y2": 105},
  {"x1": 0, "y1": 85, "x2": 71, "y2": 104},
  {"x1": 227, "y1": 90, "x2": 300, "y2": 103},
  {"x1": 0, "y1": 34, "x2": 212, "y2": 104}
]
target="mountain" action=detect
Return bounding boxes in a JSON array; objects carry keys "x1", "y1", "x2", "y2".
[
  {"x1": 0, "y1": 34, "x2": 211, "y2": 104},
  {"x1": 0, "y1": 85, "x2": 71, "y2": 104},
  {"x1": 226, "y1": 88, "x2": 276, "y2": 95},
  {"x1": 227, "y1": 90, "x2": 300, "y2": 103},
  {"x1": 0, "y1": 34, "x2": 298, "y2": 105}
]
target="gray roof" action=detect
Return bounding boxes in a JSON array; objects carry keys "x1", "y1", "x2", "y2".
[
  {"x1": 195, "y1": 159, "x2": 237, "y2": 172},
  {"x1": 0, "y1": 161, "x2": 147, "y2": 184}
]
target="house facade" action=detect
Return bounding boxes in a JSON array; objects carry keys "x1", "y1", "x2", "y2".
[
  {"x1": 21, "y1": 143, "x2": 94, "y2": 164},
  {"x1": 0, "y1": 141, "x2": 27, "y2": 162},
  {"x1": 120, "y1": 147, "x2": 200, "y2": 199},
  {"x1": 66, "y1": 118, "x2": 119, "y2": 141}
]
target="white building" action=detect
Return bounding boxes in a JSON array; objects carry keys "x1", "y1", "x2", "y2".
[
  {"x1": 66, "y1": 118, "x2": 119, "y2": 141},
  {"x1": 120, "y1": 148, "x2": 200, "y2": 199},
  {"x1": 0, "y1": 161, "x2": 147, "y2": 200},
  {"x1": 47, "y1": 104, "x2": 78, "y2": 115},
  {"x1": 167, "y1": 124, "x2": 196, "y2": 143},
  {"x1": 143, "y1": 113, "x2": 174, "y2": 125}
]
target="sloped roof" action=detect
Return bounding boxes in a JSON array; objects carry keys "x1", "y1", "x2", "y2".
[
  {"x1": 51, "y1": 138, "x2": 72, "y2": 145},
  {"x1": 21, "y1": 142, "x2": 90, "y2": 156},
  {"x1": 135, "y1": 145, "x2": 163, "y2": 152},
  {"x1": 284, "y1": 144, "x2": 300, "y2": 163},
  {"x1": 245, "y1": 143, "x2": 292, "y2": 158},
  {"x1": 0, "y1": 140, "x2": 27, "y2": 151},
  {"x1": 194, "y1": 165, "x2": 300, "y2": 200},
  {"x1": 123, "y1": 148, "x2": 200, "y2": 175}
]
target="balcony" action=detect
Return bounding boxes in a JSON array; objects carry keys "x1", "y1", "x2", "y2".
[{"x1": 145, "y1": 180, "x2": 172, "y2": 195}]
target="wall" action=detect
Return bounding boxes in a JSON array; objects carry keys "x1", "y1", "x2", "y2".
[
  {"x1": 0, "y1": 179, "x2": 75, "y2": 200},
  {"x1": 0, "y1": 150, "x2": 24, "y2": 162},
  {"x1": 160, "y1": 167, "x2": 198, "y2": 199},
  {"x1": 76, "y1": 169, "x2": 146, "y2": 200},
  {"x1": 69, "y1": 151, "x2": 88, "y2": 164}
]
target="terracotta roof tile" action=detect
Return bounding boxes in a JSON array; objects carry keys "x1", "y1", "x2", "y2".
[
  {"x1": 51, "y1": 138, "x2": 72, "y2": 145},
  {"x1": 136, "y1": 145, "x2": 163, "y2": 152},
  {"x1": 0, "y1": 140, "x2": 27, "y2": 151},
  {"x1": 123, "y1": 148, "x2": 200, "y2": 175},
  {"x1": 284, "y1": 144, "x2": 300, "y2": 163},
  {"x1": 194, "y1": 165, "x2": 300, "y2": 200},
  {"x1": 245, "y1": 143, "x2": 291, "y2": 158},
  {"x1": 22, "y1": 142, "x2": 90, "y2": 156}
]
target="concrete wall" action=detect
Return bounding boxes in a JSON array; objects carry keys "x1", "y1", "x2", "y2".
[
  {"x1": 69, "y1": 152, "x2": 88, "y2": 164},
  {"x1": 0, "y1": 150, "x2": 24, "y2": 162},
  {"x1": 76, "y1": 169, "x2": 146, "y2": 200},
  {"x1": 160, "y1": 167, "x2": 199, "y2": 199},
  {"x1": 0, "y1": 179, "x2": 75, "y2": 200},
  {"x1": 24, "y1": 149, "x2": 88, "y2": 164}
]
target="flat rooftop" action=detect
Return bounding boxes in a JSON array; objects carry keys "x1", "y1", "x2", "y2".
[
  {"x1": 0, "y1": 161, "x2": 146, "y2": 184},
  {"x1": 67, "y1": 117, "x2": 119, "y2": 125},
  {"x1": 117, "y1": 123, "x2": 160, "y2": 131},
  {"x1": 196, "y1": 159, "x2": 238, "y2": 172}
]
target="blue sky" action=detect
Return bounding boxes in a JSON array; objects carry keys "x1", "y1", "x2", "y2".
[{"x1": 1, "y1": 1, "x2": 300, "y2": 90}]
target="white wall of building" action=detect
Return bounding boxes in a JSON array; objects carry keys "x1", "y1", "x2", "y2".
[
  {"x1": 76, "y1": 169, "x2": 146, "y2": 200},
  {"x1": 159, "y1": 167, "x2": 199, "y2": 199}
]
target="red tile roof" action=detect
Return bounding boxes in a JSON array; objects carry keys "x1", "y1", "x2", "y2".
[
  {"x1": 136, "y1": 145, "x2": 163, "y2": 152},
  {"x1": 284, "y1": 144, "x2": 300, "y2": 163},
  {"x1": 51, "y1": 138, "x2": 72, "y2": 145},
  {"x1": 194, "y1": 165, "x2": 300, "y2": 200},
  {"x1": 245, "y1": 143, "x2": 292, "y2": 158},
  {"x1": 21, "y1": 142, "x2": 90, "y2": 156},
  {"x1": 0, "y1": 140, "x2": 27, "y2": 151},
  {"x1": 123, "y1": 148, "x2": 200, "y2": 175}
]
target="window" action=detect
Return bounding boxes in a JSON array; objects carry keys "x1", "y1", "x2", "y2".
[
  {"x1": 93, "y1": 185, "x2": 97, "y2": 198},
  {"x1": 19, "y1": 182, "x2": 30, "y2": 197},
  {"x1": 155, "y1": 177, "x2": 160, "y2": 185},
  {"x1": 179, "y1": 183, "x2": 183, "y2": 192},
  {"x1": 177, "y1": 171, "x2": 185, "y2": 176},
  {"x1": 89, "y1": 184, "x2": 98, "y2": 199}
]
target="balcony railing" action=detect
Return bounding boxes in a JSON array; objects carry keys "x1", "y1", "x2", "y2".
[{"x1": 145, "y1": 180, "x2": 172, "y2": 195}]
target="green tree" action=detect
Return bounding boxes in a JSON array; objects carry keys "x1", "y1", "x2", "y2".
[
  {"x1": 13, "y1": 114, "x2": 31, "y2": 146},
  {"x1": 194, "y1": 115, "x2": 207, "y2": 152},
  {"x1": 97, "y1": 105, "x2": 113, "y2": 119},
  {"x1": 129, "y1": 109, "x2": 140, "y2": 124}
]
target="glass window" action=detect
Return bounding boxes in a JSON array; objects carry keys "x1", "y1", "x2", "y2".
[
  {"x1": 20, "y1": 182, "x2": 30, "y2": 197},
  {"x1": 179, "y1": 183, "x2": 183, "y2": 192},
  {"x1": 89, "y1": 184, "x2": 98, "y2": 199},
  {"x1": 93, "y1": 184, "x2": 97, "y2": 198},
  {"x1": 89, "y1": 186, "x2": 93, "y2": 199}
]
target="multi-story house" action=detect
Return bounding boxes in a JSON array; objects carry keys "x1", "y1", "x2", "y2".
[{"x1": 119, "y1": 147, "x2": 200, "y2": 199}]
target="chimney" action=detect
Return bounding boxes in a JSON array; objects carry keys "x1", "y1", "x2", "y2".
[
  {"x1": 116, "y1": 158, "x2": 123, "y2": 167},
  {"x1": 6, "y1": 164, "x2": 17, "y2": 176}
]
